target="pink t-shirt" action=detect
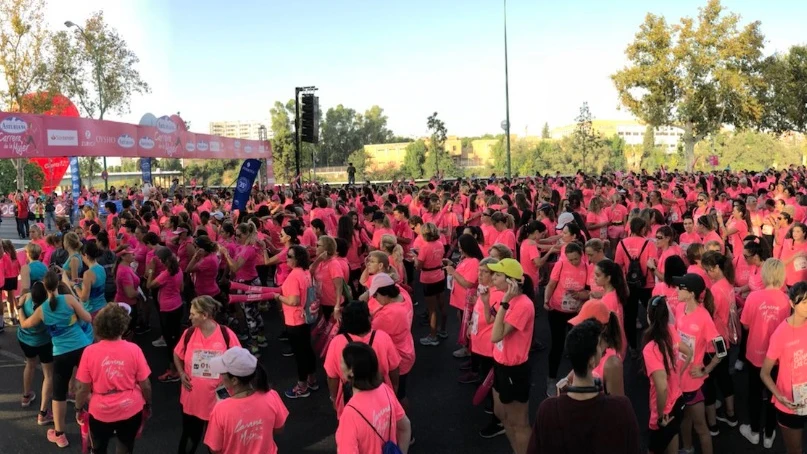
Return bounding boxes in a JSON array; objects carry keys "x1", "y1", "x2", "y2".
[
  {"x1": 726, "y1": 219, "x2": 749, "y2": 255},
  {"x1": 519, "y1": 240, "x2": 541, "y2": 285},
  {"x1": 193, "y1": 254, "x2": 221, "y2": 297},
  {"x1": 448, "y1": 258, "x2": 479, "y2": 310},
  {"x1": 493, "y1": 294, "x2": 535, "y2": 366},
  {"x1": 234, "y1": 244, "x2": 260, "y2": 282},
  {"x1": 470, "y1": 288, "x2": 503, "y2": 358},
  {"x1": 593, "y1": 347, "x2": 617, "y2": 382},
  {"x1": 779, "y1": 239, "x2": 807, "y2": 286},
  {"x1": 494, "y1": 229, "x2": 517, "y2": 252},
  {"x1": 601, "y1": 290, "x2": 627, "y2": 359},
  {"x1": 76, "y1": 340, "x2": 150, "y2": 423},
  {"x1": 316, "y1": 257, "x2": 343, "y2": 307},
  {"x1": 678, "y1": 232, "x2": 701, "y2": 252},
  {"x1": 280, "y1": 268, "x2": 309, "y2": 327},
  {"x1": 417, "y1": 240, "x2": 445, "y2": 284},
  {"x1": 586, "y1": 211, "x2": 610, "y2": 240},
  {"x1": 547, "y1": 260, "x2": 588, "y2": 313},
  {"x1": 710, "y1": 278, "x2": 735, "y2": 344},
  {"x1": 741, "y1": 288, "x2": 791, "y2": 367},
  {"x1": 675, "y1": 304, "x2": 719, "y2": 393},
  {"x1": 324, "y1": 330, "x2": 401, "y2": 418},
  {"x1": 371, "y1": 291, "x2": 415, "y2": 375},
  {"x1": 335, "y1": 384, "x2": 405, "y2": 454},
  {"x1": 371, "y1": 227, "x2": 395, "y2": 250},
  {"x1": 766, "y1": 319, "x2": 807, "y2": 414},
  {"x1": 114, "y1": 265, "x2": 140, "y2": 306},
  {"x1": 204, "y1": 390, "x2": 288, "y2": 454},
  {"x1": 643, "y1": 329, "x2": 683, "y2": 430},
  {"x1": 615, "y1": 237, "x2": 658, "y2": 288},
  {"x1": 174, "y1": 324, "x2": 238, "y2": 420},
  {"x1": 154, "y1": 270, "x2": 183, "y2": 312}
]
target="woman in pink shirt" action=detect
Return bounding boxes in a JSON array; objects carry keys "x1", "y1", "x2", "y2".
[
  {"x1": 777, "y1": 222, "x2": 807, "y2": 287},
  {"x1": 335, "y1": 342, "x2": 411, "y2": 454},
  {"x1": 720, "y1": 204, "x2": 751, "y2": 256},
  {"x1": 311, "y1": 236, "x2": 348, "y2": 321},
  {"x1": 146, "y1": 247, "x2": 184, "y2": 383},
  {"x1": 370, "y1": 211, "x2": 395, "y2": 251},
  {"x1": 568, "y1": 299, "x2": 625, "y2": 397},
  {"x1": 370, "y1": 274, "x2": 415, "y2": 405},
  {"x1": 586, "y1": 196, "x2": 610, "y2": 240},
  {"x1": 2, "y1": 240, "x2": 21, "y2": 321},
  {"x1": 186, "y1": 236, "x2": 221, "y2": 299},
  {"x1": 761, "y1": 281, "x2": 807, "y2": 454},
  {"x1": 75, "y1": 304, "x2": 151, "y2": 454},
  {"x1": 696, "y1": 215, "x2": 725, "y2": 255},
  {"x1": 204, "y1": 347, "x2": 288, "y2": 454},
  {"x1": 414, "y1": 223, "x2": 448, "y2": 346},
  {"x1": 113, "y1": 247, "x2": 141, "y2": 316},
  {"x1": 700, "y1": 251, "x2": 738, "y2": 434},
  {"x1": 679, "y1": 215, "x2": 701, "y2": 253},
  {"x1": 739, "y1": 259, "x2": 789, "y2": 446},
  {"x1": 489, "y1": 259, "x2": 535, "y2": 454}
]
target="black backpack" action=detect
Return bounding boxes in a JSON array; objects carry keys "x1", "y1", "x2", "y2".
[
  {"x1": 182, "y1": 324, "x2": 234, "y2": 353},
  {"x1": 621, "y1": 240, "x2": 649, "y2": 288},
  {"x1": 342, "y1": 330, "x2": 376, "y2": 404}
]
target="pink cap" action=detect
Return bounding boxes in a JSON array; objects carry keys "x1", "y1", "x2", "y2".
[
  {"x1": 116, "y1": 247, "x2": 135, "y2": 257},
  {"x1": 368, "y1": 273, "x2": 396, "y2": 296}
]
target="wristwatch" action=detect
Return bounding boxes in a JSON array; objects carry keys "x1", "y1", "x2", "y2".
[{"x1": 501, "y1": 301, "x2": 510, "y2": 310}]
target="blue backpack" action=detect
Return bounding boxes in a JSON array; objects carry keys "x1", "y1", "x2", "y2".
[{"x1": 347, "y1": 389, "x2": 403, "y2": 454}]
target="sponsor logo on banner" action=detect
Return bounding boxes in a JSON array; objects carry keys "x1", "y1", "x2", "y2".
[
  {"x1": 237, "y1": 177, "x2": 250, "y2": 192},
  {"x1": 138, "y1": 137, "x2": 155, "y2": 150},
  {"x1": 197, "y1": 140, "x2": 209, "y2": 151},
  {"x1": 185, "y1": 141, "x2": 195, "y2": 152},
  {"x1": 156, "y1": 116, "x2": 177, "y2": 134},
  {"x1": 244, "y1": 145, "x2": 253, "y2": 153},
  {"x1": 234, "y1": 140, "x2": 241, "y2": 149},
  {"x1": 210, "y1": 141, "x2": 221, "y2": 152},
  {"x1": 47, "y1": 129, "x2": 78, "y2": 146},
  {"x1": 81, "y1": 129, "x2": 116, "y2": 147},
  {"x1": 117, "y1": 134, "x2": 135, "y2": 148},
  {"x1": 0, "y1": 117, "x2": 28, "y2": 134}
]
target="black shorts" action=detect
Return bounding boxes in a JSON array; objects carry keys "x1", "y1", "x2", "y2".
[
  {"x1": 53, "y1": 347, "x2": 85, "y2": 401},
  {"x1": 19, "y1": 341, "x2": 53, "y2": 363},
  {"x1": 647, "y1": 395, "x2": 686, "y2": 453},
  {"x1": 777, "y1": 409, "x2": 807, "y2": 429},
  {"x1": 90, "y1": 410, "x2": 143, "y2": 453},
  {"x1": 422, "y1": 279, "x2": 446, "y2": 297},
  {"x1": 397, "y1": 373, "x2": 408, "y2": 400},
  {"x1": 3, "y1": 277, "x2": 17, "y2": 291},
  {"x1": 493, "y1": 361, "x2": 530, "y2": 404}
]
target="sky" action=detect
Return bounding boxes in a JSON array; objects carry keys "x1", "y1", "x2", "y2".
[{"x1": 43, "y1": 0, "x2": 807, "y2": 139}]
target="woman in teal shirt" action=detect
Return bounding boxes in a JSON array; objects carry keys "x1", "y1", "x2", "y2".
[
  {"x1": 16, "y1": 281, "x2": 54, "y2": 424},
  {"x1": 19, "y1": 243, "x2": 48, "y2": 297},
  {"x1": 19, "y1": 270, "x2": 92, "y2": 448}
]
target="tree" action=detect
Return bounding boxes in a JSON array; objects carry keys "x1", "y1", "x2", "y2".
[
  {"x1": 571, "y1": 102, "x2": 602, "y2": 174},
  {"x1": 51, "y1": 11, "x2": 149, "y2": 120},
  {"x1": 425, "y1": 112, "x2": 449, "y2": 177},
  {"x1": 541, "y1": 122, "x2": 551, "y2": 139},
  {"x1": 760, "y1": 45, "x2": 807, "y2": 134},
  {"x1": 346, "y1": 149, "x2": 369, "y2": 179},
  {"x1": 359, "y1": 105, "x2": 393, "y2": 145},
  {"x1": 604, "y1": 134, "x2": 627, "y2": 172},
  {"x1": 0, "y1": 0, "x2": 55, "y2": 190},
  {"x1": 269, "y1": 100, "x2": 296, "y2": 183},
  {"x1": 79, "y1": 156, "x2": 101, "y2": 189},
  {"x1": 402, "y1": 140, "x2": 427, "y2": 178},
  {"x1": 612, "y1": 0, "x2": 766, "y2": 171},
  {"x1": 0, "y1": 158, "x2": 41, "y2": 193},
  {"x1": 320, "y1": 104, "x2": 362, "y2": 167}
]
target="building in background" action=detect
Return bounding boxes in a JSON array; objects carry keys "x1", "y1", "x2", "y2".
[
  {"x1": 550, "y1": 119, "x2": 684, "y2": 152},
  {"x1": 208, "y1": 120, "x2": 270, "y2": 140}
]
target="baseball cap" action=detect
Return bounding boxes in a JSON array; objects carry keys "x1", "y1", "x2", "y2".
[
  {"x1": 208, "y1": 347, "x2": 258, "y2": 377},
  {"x1": 568, "y1": 299, "x2": 611, "y2": 326},
  {"x1": 172, "y1": 227, "x2": 188, "y2": 235},
  {"x1": 116, "y1": 247, "x2": 136, "y2": 257},
  {"x1": 672, "y1": 273, "x2": 706, "y2": 295},
  {"x1": 556, "y1": 212, "x2": 575, "y2": 230},
  {"x1": 368, "y1": 273, "x2": 396, "y2": 296},
  {"x1": 486, "y1": 258, "x2": 524, "y2": 280},
  {"x1": 211, "y1": 211, "x2": 224, "y2": 221}
]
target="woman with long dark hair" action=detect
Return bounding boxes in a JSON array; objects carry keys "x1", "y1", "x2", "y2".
[
  {"x1": 568, "y1": 299, "x2": 624, "y2": 396},
  {"x1": 594, "y1": 258, "x2": 629, "y2": 358},
  {"x1": 445, "y1": 234, "x2": 483, "y2": 359},
  {"x1": 17, "y1": 281, "x2": 54, "y2": 424},
  {"x1": 147, "y1": 246, "x2": 184, "y2": 382}
]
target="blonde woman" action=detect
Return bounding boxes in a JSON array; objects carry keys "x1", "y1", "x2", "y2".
[
  {"x1": 380, "y1": 234, "x2": 406, "y2": 284},
  {"x1": 412, "y1": 223, "x2": 448, "y2": 346}
]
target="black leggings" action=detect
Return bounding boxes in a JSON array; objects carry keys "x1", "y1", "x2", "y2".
[
  {"x1": 89, "y1": 411, "x2": 142, "y2": 454},
  {"x1": 703, "y1": 353, "x2": 734, "y2": 406},
  {"x1": 625, "y1": 287, "x2": 652, "y2": 350},
  {"x1": 53, "y1": 347, "x2": 85, "y2": 401},
  {"x1": 472, "y1": 353, "x2": 501, "y2": 425},
  {"x1": 160, "y1": 307, "x2": 183, "y2": 364},
  {"x1": 287, "y1": 324, "x2": 316, "y2": 382},
  {"x1": 178, "y1": 413, "x2": 208, "y2": 454},
  {"x1": 747, "y1": 364, "x2": 778, "y2": 437},
  {"x1": 547, "y1": 311, "x2": 575, "y2": 379}
]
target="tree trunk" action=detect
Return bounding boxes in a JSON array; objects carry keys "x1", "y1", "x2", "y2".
[
  {"x1": 15, "y1": 158, "x2": 24, "y2": 191},
  {"x1": 683, "y1": 123, "x2": 696, "y2": 172}
]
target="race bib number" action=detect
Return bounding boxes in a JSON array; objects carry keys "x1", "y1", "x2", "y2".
[
  {"x1": 191, "y1": 349, "x2": 222, "y2": 379},
  {"x1": 795, "y1": 257, "x2": 807, "y2": 272},
  {"x1": 793, "y1": 382, "x2": 807, "y2": 416},
  {"x1": 561, "y1": 293, "x2": 581, "y2": 312},
  {"x1": 678, "y1": 331, "x2": 695, "y2": 363},
  {"x1": 470, "y1": 312, "x2": 479, "y2": 335},
  {"x1": 600, "y1": 227, "x2": 608, "y2": 238}
]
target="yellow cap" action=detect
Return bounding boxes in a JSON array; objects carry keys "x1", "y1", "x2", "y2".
[{"x1": 486, "y1": 258, "x2": 524, "y2": 280}]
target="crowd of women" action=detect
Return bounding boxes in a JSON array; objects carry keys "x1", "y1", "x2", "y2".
[{"x1": 6, "y1": 167, "x2": 807, "y2": 453}]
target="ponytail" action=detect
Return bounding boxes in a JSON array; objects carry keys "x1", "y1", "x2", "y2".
[
  {"x1": 642, "y1": 296, "x2": 674, "y2": 375},
  {"x1": 44, "y1": 270, "x2": 60, "y2": 312},
  {"x1": 701, "y1": 288, "x2": 715, "y2": 317},
  {"x1": 252, "y1": 363, "x2": 271, "y2": 393},
  {"x1": 603, "y1": 311, "x2": 623, "y2": 355}
]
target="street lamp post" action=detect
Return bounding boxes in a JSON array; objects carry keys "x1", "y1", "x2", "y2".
[
  {"x1": 503, "y1": 0, "x2": 512, "y2": 179},
  {"x1": 65, "y1": 20, "x2": 108, "y2": 191}
]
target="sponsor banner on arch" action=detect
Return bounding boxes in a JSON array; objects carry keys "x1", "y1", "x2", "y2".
[{"x1": 0, "y1": 111, "x2": 271, "y2": 160}]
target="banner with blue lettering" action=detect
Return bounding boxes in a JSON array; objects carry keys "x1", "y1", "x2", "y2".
[
  {"x1": 69, "y1": 156, "x2": 80, "y2": 218},
  {"x1": 232, "y1": 159, "x2": 261, "y2": 212},
  {"x1": 140, "y1": 158, "x2": 152, "y2": 184}
]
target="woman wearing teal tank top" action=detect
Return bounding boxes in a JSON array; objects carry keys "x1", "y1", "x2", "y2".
[
  {"x1": 19, "y1": 270, "x2": 92, "y2": 448},
  {"x1": 61, "y1": 232, "x2": 83, "y2": 283},
  {"x1": 19, "y1": 242, "x2": 48, "y2": 299},
  {"x1": 72, "y1": 241, "x2": 108, "y2": 315},
  {"x1": 16, "y1": 281, "x2": 54, "y2": 425}
]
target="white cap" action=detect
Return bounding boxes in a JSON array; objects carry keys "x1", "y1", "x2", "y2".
[
  {"x1": 208, "y1": 347, "x2": 258, "y2": 377},
  {"x1": 556, "y1": 212, "x2": 575, "y2": 230}
]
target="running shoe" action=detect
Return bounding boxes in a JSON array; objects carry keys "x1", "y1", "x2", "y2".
[
  {"x1": 763, "y1": 431, "x2": 776, "y2": 449},
  {"x1": 277, "y1": 331, "x2": 289, "y2": 342},
  {"x1": 459, "y1": 360, "x2": 472, "y2": 371},
  {"x1": 37, "y1": 410, "x2": 54, "y2": 426},
  {"x1": 739, "y1": 424, "x2": 759, "y2": 445},
  {"x1": 256, "y1": 335, "x2": 268, "y2": 348},
  {"x1": 21, "y1": 392, "x2": 36, "y2": 407},
  {"x1": 452, "y1": 347, "x2": 470, "y2": 358},
  {"x1": 457, "y1": 372, "x2": 480, "y2": 384},
  {"x1": 419, "y1": 335, "x2": 439, "y2": 346},
  {"x1": 281, "y1": 347, "x2": 294, "y2": 357},
  {"x1": 284, "y1": 384, "x2": 310, "y2": 399},
  {"x1": 716, "y1": 411, "x2": 738, "y2": 427},
  {"x1": 47, "y1": 429, "x2": 69, "y2": 448},
  {"x1": 237, "y1": 333, "x2": 249, "y2": 341},
  {"x1": 307, "y1": 378, "x2": 320, "y2": 391},
  {"x1": 708, "y1": 423, "x2": 720, "y2": 437},
  {"x1": 66, "y1": 393, "x2": 76, "y2": 404},
  {"x1": 437, "y1": 330, "x2": 448, "y2": 339},
  {"x1": 151, "y1": 337, "x2": 167, "y2": 347},
  {"x1": 158, "y1": 370, "x2": 180, "y2": 383},
  {"x1": 479, "y1": 422, "x2": 505, "y2": 439},
  {"x1": 134, "y1": 325, "x2": 151, "y2": 335}
]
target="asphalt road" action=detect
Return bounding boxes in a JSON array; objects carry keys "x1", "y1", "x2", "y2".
[{"x1": 0, "y1": 225, "x2": 800, "y2": 453}]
